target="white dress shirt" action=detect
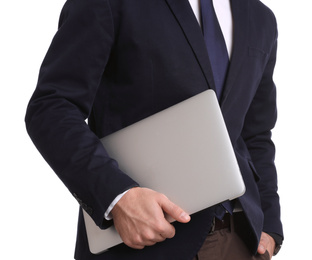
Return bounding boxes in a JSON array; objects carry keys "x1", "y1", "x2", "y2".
[{"x1": 104, "y1": 0, "x2": 233, "y2": 220}]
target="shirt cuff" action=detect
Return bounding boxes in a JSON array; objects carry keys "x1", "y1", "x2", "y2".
[{"x1": 104, "y1": 189, "x2": 130, "y2": 220}]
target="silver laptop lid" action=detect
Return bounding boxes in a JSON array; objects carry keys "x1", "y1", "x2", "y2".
[{"x1": 83, "y1": 89, "x2": 245, "y2": 254}]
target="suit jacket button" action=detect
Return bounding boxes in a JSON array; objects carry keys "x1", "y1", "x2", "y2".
[{"x1": 82, "y1": 203, "x2": 93, "y2": 215}]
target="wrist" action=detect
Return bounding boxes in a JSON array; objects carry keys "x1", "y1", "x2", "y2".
[{"x1": 105, "y1": 189, "x2": 132, "y2": 220}]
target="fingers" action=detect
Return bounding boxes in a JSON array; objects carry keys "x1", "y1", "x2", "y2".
[
  {"x1": 257, "y1": 232, "x2": 275, "y2": 259},
  {"x1": 149, "y1": 213, "x2": 176, "y2": 240},
  {"x1": 257, "y1": 242, "x2": 266, "y2": 255},
  {"x1": 159, "y1": 194, "x2": 191, "y2": 223},
  {"x1": 111, "y1": 188, "x2": 190, "y2": 249},
  {"x1": 122, "y1": 230, "x2": 166, "y2": 249}
]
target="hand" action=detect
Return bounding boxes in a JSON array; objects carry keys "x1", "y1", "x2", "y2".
[
  {"x1": 110, "y1": 187, "x2": 191, "y2": 249},
  {"x1": 257, "y1": 232, "x2": 276, "y2": 259}
]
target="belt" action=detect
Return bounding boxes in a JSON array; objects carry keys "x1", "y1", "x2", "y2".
[{"x1": 212, "y1": 213, "x2": 231, "y2": 232}]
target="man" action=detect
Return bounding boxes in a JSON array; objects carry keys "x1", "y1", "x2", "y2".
[{"x1": 25, "y1": 0, "x2": 283, "y2": 259}]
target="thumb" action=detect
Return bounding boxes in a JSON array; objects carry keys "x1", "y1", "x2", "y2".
[
  {"x1": 257, "y1": 233, "x2": 268, "y2": 255},
  {"x1": 257, "y1": 243, "x2": 266, "y2": 255},
  {"x1": 159, "y1": 196, "x2": 191, "y2": 223}
]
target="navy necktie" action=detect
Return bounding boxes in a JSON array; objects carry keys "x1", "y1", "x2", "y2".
[
  {"x1": 201, "y1": 0, "x2": 232, "y2": 219},
  {"x1": 201, "y1": 0, "x2": 229, "y2": 100}
]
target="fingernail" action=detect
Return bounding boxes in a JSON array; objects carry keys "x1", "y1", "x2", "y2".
[
  {"x1": 180, "y1": 212, "x2": 190, "y2": 221},
  {"x1": 259, "y1": 245, "x2": 265, "y2": 253}
]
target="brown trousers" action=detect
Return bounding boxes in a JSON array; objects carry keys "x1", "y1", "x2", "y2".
[{"x1": 192, "y1": 214, "x2": 270, "y2": 260}]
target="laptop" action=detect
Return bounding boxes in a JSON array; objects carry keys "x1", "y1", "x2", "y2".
[{"x1": 83, "y1": 89, "x2": 245, "y2": 254}]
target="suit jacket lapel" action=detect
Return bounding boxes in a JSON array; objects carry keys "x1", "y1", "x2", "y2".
[
  {"x1": 165, "y1": 0, "x2": 250, "y2": 104},
  {"x1": 220, "y1": 0, "x2": 249, "y2": 106},
  {"x1": 165, "y1": 0, "x2": 216, "y2": 92}
]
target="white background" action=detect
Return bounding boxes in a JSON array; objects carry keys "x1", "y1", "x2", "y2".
[{"x1": 0, "y1": 0, "x2": 311, "y2": 259}]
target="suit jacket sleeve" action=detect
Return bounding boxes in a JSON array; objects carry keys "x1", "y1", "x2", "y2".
[
  {"x1": 25, "y1": 0, "x2": 138, "y2": 229},
  {"x1": 241, "y1": 22, "x2": 283, "y2": 239}
]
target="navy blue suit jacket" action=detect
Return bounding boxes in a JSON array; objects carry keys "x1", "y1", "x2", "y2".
[{"x1": 25, "y1": 0, "x2": 283, "y2": 259}]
